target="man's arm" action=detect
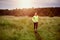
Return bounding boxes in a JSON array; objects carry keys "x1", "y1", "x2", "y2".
[{"x1": 32, "y1": 16, "x2": 35, "y2": 22}]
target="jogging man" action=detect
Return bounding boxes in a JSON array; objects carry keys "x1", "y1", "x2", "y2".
[{"x1": 32, "y1": 12, "x2": 39, "y2": 31}]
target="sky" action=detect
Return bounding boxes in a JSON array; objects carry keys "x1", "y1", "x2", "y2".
[{"x1": 0, "y1": 0, "x2": 60, "y2": 9}]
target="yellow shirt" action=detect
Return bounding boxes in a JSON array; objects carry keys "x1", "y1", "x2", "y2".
[{"x1": 32, "y1": 15, "x2": 38, "y2": 22}]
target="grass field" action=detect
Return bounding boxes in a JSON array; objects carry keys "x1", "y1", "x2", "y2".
[{"x1": 0, "y1": 16, "x2": 60, "y2": 40}]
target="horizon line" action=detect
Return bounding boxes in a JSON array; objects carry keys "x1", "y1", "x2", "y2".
[{"x1": 0, "y1": 7, "x2": 60, "y2": 10}]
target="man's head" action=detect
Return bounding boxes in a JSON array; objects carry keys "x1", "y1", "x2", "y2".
[{"x1": 34, "y1": 12, "x2": 38, "y2": 16}]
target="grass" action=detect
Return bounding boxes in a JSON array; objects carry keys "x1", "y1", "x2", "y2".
[{"x1": 0, "y1": 16, "x2": 60, "y2": 40}]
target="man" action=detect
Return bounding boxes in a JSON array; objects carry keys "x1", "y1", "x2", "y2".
[{"x1": 32, "y1": 12, "x2": 39, "y2": 31}]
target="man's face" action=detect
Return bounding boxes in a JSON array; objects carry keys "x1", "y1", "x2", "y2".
[{"x1": 35, "y1": 13, "x2": 37, "y2": 16}]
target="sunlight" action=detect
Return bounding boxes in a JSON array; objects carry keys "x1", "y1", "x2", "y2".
[{"x1": 18, "y1": 0, "x2": 32, "y2": 9}]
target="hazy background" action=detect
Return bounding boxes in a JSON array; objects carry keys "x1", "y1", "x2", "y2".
[{"x1": 0, "y1": 0, "x2": 60, "y2": 9}]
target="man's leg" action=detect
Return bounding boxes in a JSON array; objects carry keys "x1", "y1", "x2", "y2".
[
  {"x1": 34, "y1": 22, "x2": 38, "y2": 31},
  {"x1": 36, "y1": 22, "x2": 38, "y2": 30},
  {"x1": 34, "y1": 23, "x2": 36, "y2": 30}
]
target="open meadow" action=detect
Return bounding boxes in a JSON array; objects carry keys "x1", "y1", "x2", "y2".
[{"x1": 0, "y1": 16, "x2": 60, "y2": 40}]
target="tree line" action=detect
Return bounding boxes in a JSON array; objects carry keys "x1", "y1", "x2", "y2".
[{"x1": 0, "y1": 7, "x2": 60, "y2": 17}]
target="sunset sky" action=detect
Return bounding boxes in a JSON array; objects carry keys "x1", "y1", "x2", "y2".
[{"x1": 0, "y1": 0, "x2": 60, "y2": 9}]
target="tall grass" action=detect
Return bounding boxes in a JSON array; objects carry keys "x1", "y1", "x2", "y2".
[{"x1": 0, "y1": 16, "x2": 60, "y2": 40}]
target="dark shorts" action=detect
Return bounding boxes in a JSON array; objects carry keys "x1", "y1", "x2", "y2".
[{"x1": 34, "y1": 22, "x2": 38, "y2": 29}]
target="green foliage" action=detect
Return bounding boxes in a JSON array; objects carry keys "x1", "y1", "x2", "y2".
[{"x1": 0, "y1": 16, "x2": 60, "y2": 40}]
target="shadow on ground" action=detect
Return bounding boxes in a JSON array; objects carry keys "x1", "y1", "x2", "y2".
[{"x1": 34, "y1": 31, "x2": 42, "y2": 40}]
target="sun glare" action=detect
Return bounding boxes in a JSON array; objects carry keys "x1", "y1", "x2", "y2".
[{"x1": 18, "y1": 0, "x2": 32, "y2": 9}]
